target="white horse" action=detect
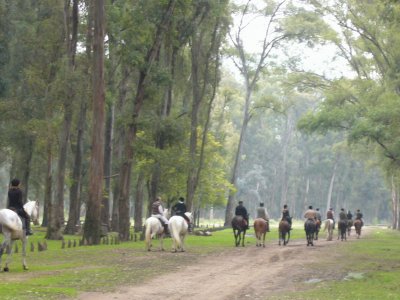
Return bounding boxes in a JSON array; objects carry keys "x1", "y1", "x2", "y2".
[
  {"x1": 168, "y1": 212, "x2": 192, "y2": 253},
  {"x1": 0, "y1": 200, "x2": 39, "y2": 271},
  {"x1": 323, "y1": 219, "x2": 334, "y2": 241},
  {"x1": 144, "y1": 208, "x2": 169, "y2": 251}
]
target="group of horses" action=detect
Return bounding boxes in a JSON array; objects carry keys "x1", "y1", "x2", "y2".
[
  {"x1": 0, "y1": 200, "x2": 39, "y2": 272},
  {"x1": 231, "y1": 215, "x2": 363, "y2": 248},
  {"x1": 144, "y1": 209, "x2": 193, "y2": 253}
]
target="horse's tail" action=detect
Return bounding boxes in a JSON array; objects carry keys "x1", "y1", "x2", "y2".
[
  {"x1": 144, "y1": 220, "x2": 152, "y2": 248},
  {"x1": 170, "y1": 220, "x2": 182, "y2": 249},
  {"x1": 323, "y1": 219, "x2": 329, "y2": 232}
]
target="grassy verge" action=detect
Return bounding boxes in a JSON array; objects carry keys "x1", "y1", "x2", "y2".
[
  {"x1": 2, "y1": 225, "x2": 397, "y2": 299},
  {"x1": 273, "y1": 227, "x2": 400, "y2": 300}
]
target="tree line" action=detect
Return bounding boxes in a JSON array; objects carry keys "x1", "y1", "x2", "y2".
[{"x1": 0, "y1": 0, "x2": 398, "y2": 245}]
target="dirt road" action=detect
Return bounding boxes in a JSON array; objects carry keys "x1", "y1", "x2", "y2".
[{"x1": 77, "y1": 229, "x2": 366, "y2": 300}]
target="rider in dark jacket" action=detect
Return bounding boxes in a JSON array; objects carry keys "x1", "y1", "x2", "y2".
[
  {"x1": 282, "y1": 204, "x2": 292, "y2": 230},
  {"x1": 355, "y1": 209, "x2": 364, "y2": 226},
  {"x1": 7, "y1": 178, "x2": 33, "y2": 235},
  {"x1": 172, "y1": 197, "x2": 191, "y2": 231},
  {"x1": 235, "y1": 201, "x2": 249, "y2": 229}
]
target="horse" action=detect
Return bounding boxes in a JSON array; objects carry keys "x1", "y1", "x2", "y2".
[
  {"x1": 354, "y1": 219, "x2": 362, "y2": 239},
  {"x1": 278, "y1": 219, "x2": 290, "y2": 246},
  {"x1": 0, "y1": 200, "x2": 39, "y2": 271},
  {"x1": 337, "y1": 219, "x2": 347, "y2": 241},
  {"x1": 314, "y1": 219, "x2": 321, "y2": 240},
  {"x1": 253, "y1": 218, "x2": 268, "y2": 247},
  {"x1": 144, "y1": 208, "x2": 169, "y2": 252},
  {"x1": 347, "y1": 219, "x2": 353, "y2": 236},
  {"x1": 168, "y1": 212, "x2": 192, "y2": 252},
  {"x1": 323, "y1": 219, "x2": 334, "y2": 241},
  {"x1": 231, "y1": 215, "x2": 247, "y2": 247},
  {"x1": 304, "y1": 219, "x2": 316, "y2": 246}
]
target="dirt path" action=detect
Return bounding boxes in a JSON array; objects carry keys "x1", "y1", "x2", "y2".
[{"x1": 78, "y1": 230, "x2": 367, "y2": 300}]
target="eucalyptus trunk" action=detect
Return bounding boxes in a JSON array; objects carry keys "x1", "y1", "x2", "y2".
[{"x1": 83, "y1": 0, "x2": 105, "y2": 245}]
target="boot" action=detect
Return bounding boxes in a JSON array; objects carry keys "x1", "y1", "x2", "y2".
[
  {"x1": 188, "y1": 223, "x2": 193, "y2": 233},
  {"x1": 25, "y1": 218, "x2": 33, "y2": 236},
  {"x1": 163, "y1": 224, "x2": 169, "y2": 235}
]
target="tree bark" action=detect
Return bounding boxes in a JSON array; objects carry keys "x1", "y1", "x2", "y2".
[
  {"x1": 116, "y1": 0, "x2": 176, "y2": 241},
  {"x1": 83, "y1": 0, "x2": 105, "y2": 245}
]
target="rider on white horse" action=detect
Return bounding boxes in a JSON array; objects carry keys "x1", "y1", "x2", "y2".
[
  {"x1": 7, "y1": 179, "x2": 33, "y2": 236},
  {"x1": 151, "y1": 197, "x2": 169, "y2": 234},
  {"x1": 172, "y1": 197, "x2": 192, "y2": 232}
]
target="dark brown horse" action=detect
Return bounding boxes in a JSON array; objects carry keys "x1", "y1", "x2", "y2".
[
  {"x1": 354, "y1": 219, "x2": 362, "y2": 238},
  {"x1": 304, "y1": 219, "x2": 316, "y2": 246},
  {"x1": 278, "y1": 219, "x2": 290, "y2": 246},
  {"x1": 337, "y1": 219, "x2": 347, "y2": 241},
  {"x1": 347, "y1": 219, "x2": 353, "y2": 236},
  {"x1": 232, "y1": 216, "x2": 247, "y2": 247},
  {"x1": 253, "y1": 218, "x2": 268, "y2": 247}
]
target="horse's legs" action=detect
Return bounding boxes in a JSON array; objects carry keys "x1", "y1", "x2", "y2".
[
  {"x1": 0, "y1": 238, "x2": 8, "y2": 270},
  {"x1": 241, "y1": 230, "x2": 246, "y2": 247},
  {"x1": 262, "y1": 232, "x2": 266, "y2": 247},
  {"x1": 4, "y1": 239, "x2": 15, "y2": 272},
  {"x1": 21, "y1": 237, "x2": 28, "y2": 270}
]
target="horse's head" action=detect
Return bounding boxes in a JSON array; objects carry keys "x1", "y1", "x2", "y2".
[
  {"x1": 24, "y1": 200, "x2": 40, "y2": 225},
  {"x1": 184, "y1": 212, "x2": 193, "y2": 223}
]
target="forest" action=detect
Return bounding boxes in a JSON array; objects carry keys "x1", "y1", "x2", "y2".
[{"x1": 0, "y1": 0, "x2": 399, "y2": 245}]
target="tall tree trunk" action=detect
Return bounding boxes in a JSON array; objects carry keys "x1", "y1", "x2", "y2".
[
  {"x1": 83, "y1": 0, "x2": 105, "y2": 245},
  {"x1": 326, "y1": 159, "x2": 338, "y2": 211},
  {"x1": 133, "y1": 171, "x2": 145, "y2": 232},
  {"x1": 64, "y1": 101, "x2": 87, "y2": 234},
  {"x1": 391, "y1": 175, "x2": 399, "y2": 230},
  {"x1": 116, "y1": 0, "x2": 176, "y2": 241},
  {"x1": 47, "y1": 0, "x2": 79, "y2": 240},
  {"x1": 42, "y1": 139, "x2": 52, "y2": 227},
  {"x1": 101, "y1": 102, "x2": 114, "y2": 228}
]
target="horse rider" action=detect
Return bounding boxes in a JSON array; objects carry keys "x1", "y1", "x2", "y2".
[
  {"x1": 327, "y1": 207, "x2": 335, "y2": 229},
  {"x1": 303, "y1": 205, "x2": 317, "y2": 229},
  {"x1": 355, "y1": 209, "x2": 364, "y2": 227},
  {"x1": 7, "y1": 178, "x2": 33, "y2": 235},
  {"x1": 256, "y1": 202, "x2": 270, "y2": 232},
  {"x1": 235, "y1": 201, "x2": 249, "y2": 229},
  {"x1": 172, "y1": 197, "x2": 192, "y2": 232},
  {"x1": 281, "y1": 204, "x2": 292, "y2": 230},
  {"x1": 347, "y1": 210, "x2": 353, "y2": 220},
  {"x1": 151, "y1": 196, "x2": 169, "y2": 234},
  {"x1": 339, "y1": 208, "x2": 347, "y2": 221}
]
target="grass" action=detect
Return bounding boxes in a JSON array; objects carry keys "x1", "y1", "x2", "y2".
[
  {"x1": 271, "y1": 227, "x2": 400, "y2": 300},
  {"x1": 1, "y1": 224, "x2": 399, "y2": 299}
]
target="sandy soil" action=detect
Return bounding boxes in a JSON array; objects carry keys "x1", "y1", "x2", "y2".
[{"x1": 77, "y1": 227, "x2": 369, "y2": 300}]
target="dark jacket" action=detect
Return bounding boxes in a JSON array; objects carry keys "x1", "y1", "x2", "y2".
[
  {"x1": 8, "y1": 187, "x2": 29, "y2": 218},
  {"x1": 235, "y1": 205, "x2": 248, "y2": 218},
  {"x1": 356, "y1": 212, "x2": 363, "y2": 219},
  {"x1": 173, "y1": 201, "x2": 187, "y2": 215}
]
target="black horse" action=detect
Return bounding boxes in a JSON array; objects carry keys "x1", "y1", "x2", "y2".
[
  {"x1": 338, "y1": 219, "x2": 347, "y2": 241},
  {"x1": 314, "y1": 219, "x2": 321, "y2": 240},
  {"x1": 231, "y1": 215, "x2": 247, "y2": 247},
  {"x1": 304, "y1": 219, "x2": 316, "y2": 246},
  {"x1": 278, "y1": 219, "x2": 290, "y2": 246}
]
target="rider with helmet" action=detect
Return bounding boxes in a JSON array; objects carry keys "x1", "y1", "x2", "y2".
[
  {"x1": 281, "y1": 204, "x2": 292, "y2": 230},
  {"x1": 327, "y1": 207, "x2": 335, "y2": 229},
  {"x1": 7, "y1": 178, "x2": 33, "y2": 235},
  {"x1": 256, "y1": 203, "x2": 270, "y2": 232},
  {"x1": 347, "y1": 210, "x2": 353, "y2": 220},
  {"x1": 172, "y1": 197, "x2": 192, "y2": 232},
  {"x1": 355, "y1": 209, "x2": 364, "y2": 227},
  {"x1": 235, "y1": 201, "x2": 249, "y2": 229},
  {"x1": 151, "y1": 196, "x2": 169, "y2": 234}
]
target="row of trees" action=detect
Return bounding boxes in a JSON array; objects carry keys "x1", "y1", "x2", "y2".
[{"x1": 0, "y1": 0, "x2": 398, "y2": 246}]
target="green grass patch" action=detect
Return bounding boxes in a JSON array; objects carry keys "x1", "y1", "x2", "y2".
[{"x1": 272, "y1": 227, "x2": 400, "y2": 300}]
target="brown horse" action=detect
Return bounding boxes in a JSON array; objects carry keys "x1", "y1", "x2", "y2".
[
  {"x1": 354, "y1": 219, "x2": 362, "y2": 238},
  {"x1": 253, "y1": 218, "x2": 268, "y2": 247},
  {"x1": 232, "y1": 216, "x2": 247, "y2": 247},
  {"x1": 278, "y1": 219, "x2": 290, "y2": 246},
  {"x1": 337, "y1": 219, "x2": 347, "y2": 241},
  {"x1": 347, "y1": 219, "x2": 353, "y2": 236},
  {"x1": 304, "y1": 219, "x2": 316, "y2": 246}
]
